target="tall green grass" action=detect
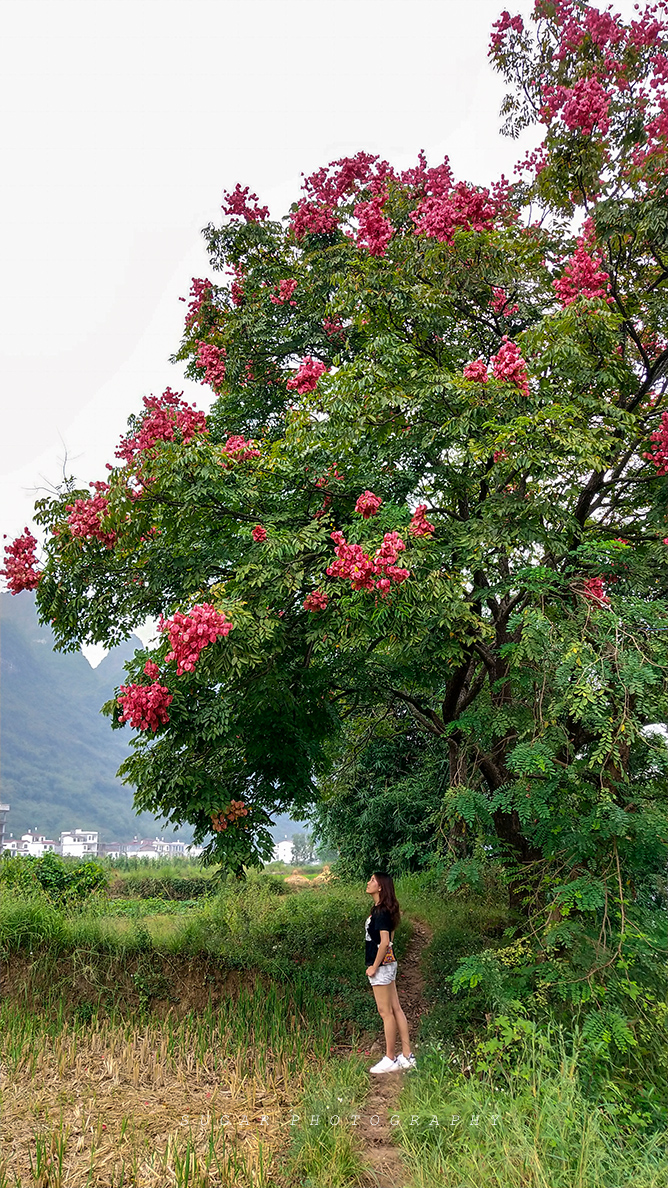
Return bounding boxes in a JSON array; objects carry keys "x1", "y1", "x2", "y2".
[
  {"x1": 395, "y1": 1036, "x2": 668, "y2": 1188},
  {"x1": 283, "y1": 1057, "x2": 371, "y2": 1188}
]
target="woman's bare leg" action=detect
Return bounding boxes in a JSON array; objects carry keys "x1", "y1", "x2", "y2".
[
  {"x1": 372, "y1": 984, "x2": 397, "y2": 1059},
  {"x1": 389, "y1": 981, "x2": 411, "y2": 1057}
]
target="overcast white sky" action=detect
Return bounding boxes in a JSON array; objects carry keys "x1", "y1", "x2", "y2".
[
  {"x1": 2, "y1": 0, "x2": 544, "y2": 543},
  {"x1": 1, "y1": 0, "x2": 637, "y2": 550}
]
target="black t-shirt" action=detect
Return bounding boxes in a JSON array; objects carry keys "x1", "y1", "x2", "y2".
[{"x1": 365, "y1": 907, "x2": 394, "y2": 966}]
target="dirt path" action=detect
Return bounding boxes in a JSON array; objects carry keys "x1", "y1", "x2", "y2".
[{"x1": 356, "y1": 917, "x2": 433, "y2": 1188}]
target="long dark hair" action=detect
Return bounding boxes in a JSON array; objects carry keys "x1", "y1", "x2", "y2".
[{"x1": 373, "y1": 873, "x2": 400, "y2": 929}]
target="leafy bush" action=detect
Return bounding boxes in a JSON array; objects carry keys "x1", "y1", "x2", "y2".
[{"x1": 0, "y1": 852, "x2": 107, "y2": 907}]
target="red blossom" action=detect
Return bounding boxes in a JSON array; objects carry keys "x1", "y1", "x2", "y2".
[
  {"x1": 270, "y1": 278, "x2": 298, "y2": 305},
  {"x1": 220, "y1": 435, "x2": 261, "y2": 464},
  {"x1": 230, "y1": 265, "x2": 245, "y2": 306},
  {"x1": 354, "y1": 490, "x2": 382, "y2": 519},
  {"x1": 582, "y1": 577, "x2": 610, "y2": 606},
  {"x1": 326, "y1": 529, "x2": 409, "y2": 596},
  {"x1": 644, "y1": 410, "x2": 668, "y2": 475},
  {"x1": 159, "y1": 604, "x2": 234, "y2": 675},
  {"x1": 66, "y1": 495, "x2": 117, "y2": 548},
  {"x1": 221, "y1": 184, "x2": 269, "y2": 222},
  {"x1": 118, "y1": 682, "x2": 173, "y2": 731},
  {"x1": 542, "y1": 77, "x2": 611, "y2": 136},
  {"x1": 489, "y1": 9, "x2": 524, "y2": 52},
  {"x1": 409, "y1": 504, "x2": 435, "y2": 537},
  {"x1": 1, "y1": 529, "x2": 41, "y2": 593},
  {"x1": 143, "y1": 661, "x2": 160, "y2": 680},
  {"x1": 354, "y1": 192, "x2": 394, "y2": 256},
  {"x1": 554, "y1": 219, "x2": 612, "y2": 307},
  {"x1": 291, "y1": 201, "x2": 339, "y2": 240},
  {"x1": 301, "y1": 151, "x2": 396, "y2": 206},
  {"x1": 287, "y1": 357, "x2": 328, "y2": 394},
  {"x1": 323, "y1": 318, "x2": 345, "y2": 339},
  {"x1": 491, "y1": 287, "x2": 519, "y2": 316},
  {"x1": 251, "y1": 524, "x2": 268, "y2": 542},
  {"x1": 490, "y1": 336, "x2": 530, "y2": 397},
  {"x1": 463, "y1": 359, "x2": 489, "y2": 383},
  {"x1": 304, "y1": 590, "x2": 329, "y2": 611},
  {"x1": 196, "y1": 342, "x2": 227, "y2": 390},
  {"x1": 115, "y1": 390, "x2": 208, "y2": 467},
  {"x1": 179, "y1": 278, "x2": 213, "y2": 329},
  {"x1": 412, "y1": 180, "x2": 511, "y2": 243}
]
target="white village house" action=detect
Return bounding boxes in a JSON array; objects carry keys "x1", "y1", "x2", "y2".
[
  {"x1": 60, "y1": 830, "x2": 99, "y2": 858},
  {"x1": 273, "y1": 839, "x2": 294, "y2": 864},
  {"x1": 2, "y1": 832, "x2": 56, "y2": 857}
]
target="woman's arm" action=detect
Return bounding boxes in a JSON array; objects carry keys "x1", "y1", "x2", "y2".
[{"x1": 366, "y1": 930, "x2": 391, "y2": 976}]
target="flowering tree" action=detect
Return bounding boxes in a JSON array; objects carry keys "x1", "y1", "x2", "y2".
[{"x1": 4, "y1": 0, "x2": 668, "y2": 966}]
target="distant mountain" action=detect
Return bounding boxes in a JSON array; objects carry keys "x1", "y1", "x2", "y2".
[
  {"x1": 0, "y1": 592, "x2": 164, "y2": 842},
  {"x1": 0, "y1": 593, "x2": 310, "y2": 847}
]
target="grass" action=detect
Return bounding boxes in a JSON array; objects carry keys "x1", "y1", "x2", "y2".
[
  {"x1": 394, "y1": 1035, "x2": 668, "y2": 1188},
  {"x1": 282, "y1": 1057, "x2": 371, "y2": 1188}
]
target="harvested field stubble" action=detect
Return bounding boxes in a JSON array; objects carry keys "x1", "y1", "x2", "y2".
[{"x1": 0, "y1": 984, "x2": 334, "y2": 1187}]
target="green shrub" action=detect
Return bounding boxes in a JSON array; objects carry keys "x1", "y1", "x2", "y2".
[{"x1": 0, "y1": 852, "x2": 107, "y2": 908}]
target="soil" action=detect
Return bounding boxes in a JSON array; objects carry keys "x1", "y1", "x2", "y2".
[{"x1": 353, "y1": 917, "x2": 433, "y2": 1188}]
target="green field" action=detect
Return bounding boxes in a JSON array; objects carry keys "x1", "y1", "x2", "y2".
[{"x1": 0, "y1": 858, "x2": 666, "y2": 1187}]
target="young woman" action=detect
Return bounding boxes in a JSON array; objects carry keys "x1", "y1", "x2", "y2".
[{"x1": 365, "y1": 872, "x2": 416, "y2": 1074}]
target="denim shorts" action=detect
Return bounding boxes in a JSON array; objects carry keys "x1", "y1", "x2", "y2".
[{"x1": 368, "y1": 961, "x2": 397, "y2": 986}]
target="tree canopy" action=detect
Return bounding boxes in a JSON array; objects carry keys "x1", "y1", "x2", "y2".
[{"x1": 4, "y1": 0, "x2": 668, "y2": 1004}]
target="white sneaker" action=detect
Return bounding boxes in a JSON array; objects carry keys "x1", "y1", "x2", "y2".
[
  {"x1": 395, "y1": 1053, "x2": 417, "y2": 1070},
  {"x1": 369, "y1": 1055, "x2": 400, "y2": 1075}
]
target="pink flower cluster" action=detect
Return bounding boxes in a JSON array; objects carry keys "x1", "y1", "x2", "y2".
[
  {"x1": 180, "y1": 278, "x2": 212, "y2": 329},
  {"x1": 291, "y1": 201, "x2": 339, "y2": 240},
  {"x1": 409, "y1": 505, "x2": 435, "y2": 537},
  {"x1": 582, "y1": 577, "x2": 610, "y2": 606},
  {"x1": 159, "y1": 604, "x2": 234, "y2": 675},
  {"x1": 490, "y1": 337, "x2": 530, "y2": 397},
  {"x1": 143, "y1": 660, "x2": 160, "y2": 679},
  {"x1": 326, "y1": 529, "x2": 409, "y2": 596},
  {"x1": 251, "y1": 524, "x2": 268, "y2": 542},
  {"x1": 301, "y1": 151, "x2": 395, "y2": 206},
  {"x1": 644, "y1": 410, "x2": 668, "y2": 475},
  {"x1": 304, "y1": 589, "x2": 329, "y2": 611},
  {"x1": 66, "y1": 490, "x2": 116, "y2": 548},
  {"x1": 118, "y1": 682, "x2": 173, "y2": 732},
  {"x1": 116, "y1": 390, "x2": 208, "y2": 466},
  {"x1": 354, "y1": 490, "x2": 382, "y2": 518},
  {"x1": 554, "y1": 219, "x2": 612, "y2": 307},
  {"x1": 489, "y1": 9, "x2": 524, "y2": 52},
  {"x1": 491, "y1": 287, "x2": 519, "y2": 316},
  {"x1": 270, "y1": 278, "x2": 298, "y2": 305},
  {"x1": 543, "y1": 77, "x2": 611, "y2": 137},
  {"x1": 463, "y1": 359, "x2": 489, "y2": 383},
  {"x1": 355, "y1": 193, "x2": 394, "y2": 256},
  {"x1": 220, "y1": 435, "x2": 261, "y2": 464},
  {"x1": 196, "y1": 342, "x2": 227, "y2": 390},
  {"x1": 412, "y1": 181, "x2": 510, "y2": 243},
  {"x1": 221, "y1": 184, "x2": 269, "y2": 222},
  {"x1": 230, "y1": 266, "x2": 245, "y2": 307},
  {"x1": 1, "y1": 529, "x2": 41, "y2": 593},
  {"x1": 287, "y1": 357, "x2": 328, "y2": 394},
  {"x1": 323, "y1": 318, "x2": 345, "y2": 339}
]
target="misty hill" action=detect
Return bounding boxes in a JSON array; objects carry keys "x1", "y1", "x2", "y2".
[
  {"x1": 0, "y1": 592, "x2": 164, "y2": 842},
  {"x1": 0, "y1": 593, "x2": 310, "y2": 847}
]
